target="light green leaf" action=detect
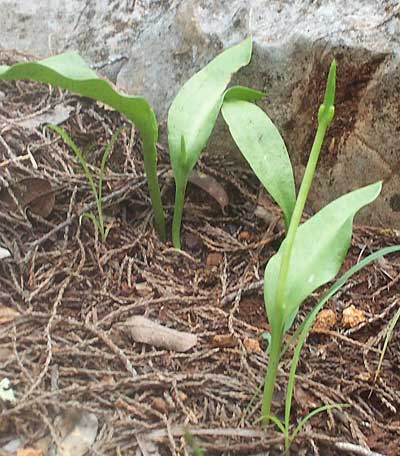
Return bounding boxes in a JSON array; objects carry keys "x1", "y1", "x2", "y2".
[
  {"x1": 0, "y1": 52, "x2": 157, "y2": 145},
  {"x1": 264, "y1": 181, "x2": 382, "y2": 332},
  {"x1": 168, "y1": 37, "x2": 253, "y2": 188},
  {"x1": 222, "y1": 99, "x2": 296, "y2": 227},
  {"x1": 0, "y1": 52, "x2": 165, "y2": 240},
  {"x1": 0, "y1": 378, "x2": 16, "y2": 403}
]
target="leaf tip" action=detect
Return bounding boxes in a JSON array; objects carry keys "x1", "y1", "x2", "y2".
[{"x1": 323, "y1": 59, "x2": 336, "y2": 109}]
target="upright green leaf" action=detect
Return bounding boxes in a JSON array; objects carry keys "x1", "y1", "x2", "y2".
[
  {"x1": 264, "y1": 181, "x2": 382, "y2": 332},
  {"x1": 0, "y1": 53, "x2": 166, "y2": 240},
  {"x1": 222, "y1": 99, "x2": 296, "y2": 227},
  {"x1": 168, "y1": 37, "x2": 254, "y2": 248},
  {"x1": 168, "y1": 37, "x2": 253, "y2": 189}
]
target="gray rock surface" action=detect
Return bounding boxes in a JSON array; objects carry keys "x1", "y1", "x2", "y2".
[{"x1": 1, "y1": 0, "x2": 400, "y2": 227}]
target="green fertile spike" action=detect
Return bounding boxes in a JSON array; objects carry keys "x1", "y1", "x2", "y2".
[
  {"x1": 323, "y1": 59, "x2": 336, "y2": 108},
  {"x1": 318, "y1": 59, "x2": 336, "y2": 126}
]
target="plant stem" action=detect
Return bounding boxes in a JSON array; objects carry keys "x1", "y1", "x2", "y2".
[
  {"x1": 261, "y1": 61, "x2": 336, "y2": 425},
  {"x1": 261, "y1": 120, "x2": 330, "y2": 425},
  {"x1": 261, "y1": 329, "x2": 283, "y2": 424},
  {"x1": 143, "y1": 141, "x2": 166, "y2": 242},
  {"x1": 172, "y1": 181, "x2": 187, "y2": 249},
  {"x1": 274, "y1": 119, "x2": 331, "y2": 307}
]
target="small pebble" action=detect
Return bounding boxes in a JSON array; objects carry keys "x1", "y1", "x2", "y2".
[
  {"x1": 312, "y1": 309, "x2": 337, "y2": 332},
  {"x1": 342, "y1": 305, "x2": 365, "y2": 328},
  {"x1": 206, "y1": 252, "x2": 223, "y2": 267},
  {"x1": 238, "y1": 230, "x2": 252, "y2": 241}
]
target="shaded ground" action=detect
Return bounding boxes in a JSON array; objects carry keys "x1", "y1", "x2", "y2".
[{"x1": 0, "y1": 50, "x2": 400, "y2": 455}]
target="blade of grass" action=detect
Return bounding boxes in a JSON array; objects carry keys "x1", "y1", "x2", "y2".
[
  {"x1": 82, "y1": 212, "x2": 103, "y2": 238},
  {"x1": 48, "y1": 125, "x2": 97, "y2": 196},
  {"x1": 288, "y1": 403, "x2": 348, "y2": 449},
  {"x1": 266, "y1": 414, "x2": 286, "y2": 435},
  {"x1": 374, "y1": 304, "x2": 400, "y2": 382},
  {"x1": 98, "y1": 128, "x2": 122, "y2": 238},
  {"x1": 284, "y1": 245, "x2": 400, "y2": 436}
]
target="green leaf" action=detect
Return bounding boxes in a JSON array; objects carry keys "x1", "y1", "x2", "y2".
[
  {"x1": 224, "y1": 85, "x2": 265, "y2": 102},
  {"x1": 266, "y1": 414, "x2": 286, "y2": 434},
  {"x1": 168, "y1": 36, "x2": 253, "y2": 189},
  {"x1": 290, "y1": 403, "x2": 347, "y2": 446},
  {"x1": 0, "y1": 52, "x2": 166, "y2": 240},
  {"x1": 375, "y1": 304, "x2": 400, "y2": 382},
  {"x1": 322, "y1": 60, "x2": 336, "y2": 112},
  {"x1": 0, "y1": 53, "x2": 157, "y2": 140},
  {"x1": 264, "y1": 181, "x2": 382, "y2": 332},
  {"x1": 222, "y1": 99, "x2": 296, "y2": 227},
  {"x1": 46, "y1": 124, "x2": 97, "y2": 198}
]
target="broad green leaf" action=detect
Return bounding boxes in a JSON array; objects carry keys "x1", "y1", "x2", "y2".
[
  {"x1": 0, "y1": 53, "x2": 157, "y2": 144},
  {"x1": 264, "y1": 181, "x2": 382, "y2": 332},
  {"x1": 0, "y1": 53, "x2": 166, "y2": 239},
  {"x1": 168, "y1": 37, "x2": 252, "y2": 188},
  {"x1": 222, "y1": 99, "x2": 296, "y2": 226}
]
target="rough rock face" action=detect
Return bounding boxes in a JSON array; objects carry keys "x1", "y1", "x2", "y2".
[{"x1": 1, "y1": 0, "x2": 400, "y2": 227}]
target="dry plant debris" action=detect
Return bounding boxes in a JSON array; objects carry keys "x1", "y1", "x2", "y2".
[
  {"x1": 118, "y1": 316, "x2": 198, "y2": 352},
  {"x1": 342, "y1": 305, "x2": 366, "y2": 329},
  {"x1": 0, "y1": 51, "x2": 400, "y2": 455}
]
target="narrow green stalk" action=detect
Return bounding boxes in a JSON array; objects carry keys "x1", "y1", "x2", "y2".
[
  {"x1": 172, "y1": 181, "x2": 187, "y2": 249},
  {"x1": 261, "y1": 114, "x2": 332, "y2": 424},
  {"x1": 261, "y1": 330, "x2": 283, "y2": 423},
  {"x1": 261, "y1": 61, "x2": 336, "y2": 424},
  {"x1": 97, "y1": 128, "x2": 122, "y2": 241},
  {"x1": 374, "y1": 305, "x2": 400, "y2": 382},
  {"x1": 142, "y1": 141, "x2": 166, "y2": 242}
]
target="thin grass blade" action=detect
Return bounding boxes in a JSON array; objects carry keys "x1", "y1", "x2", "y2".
[
  {"x1": 374, "y1": 304, "x2": 400, "y2": 382},
  {"x1": 99, "y1": 128, "x2": 123, "y2": 203},
  {"x1": 284, "y1": 245, "x2": 400, "y2": 431},
  {"x1": 47, "y1": 125, "x2": 97, "y2": 198},
  {"x1": 289, "y1": 403, "x2": 347, "y2": 446}
]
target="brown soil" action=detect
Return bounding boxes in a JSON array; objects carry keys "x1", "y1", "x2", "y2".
[{"x1": 0, "y1": 50, "x2": 400, "y2": 455}]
